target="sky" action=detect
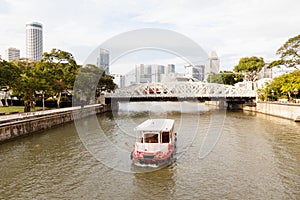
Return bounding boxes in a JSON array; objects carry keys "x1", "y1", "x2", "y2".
[{"x1": 0, "y1": 0, "x2": 300, "y2": 72}]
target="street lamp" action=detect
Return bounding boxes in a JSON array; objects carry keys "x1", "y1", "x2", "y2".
[{"x1": 271, "y1": 89, "x2": 274, "y2": 102}]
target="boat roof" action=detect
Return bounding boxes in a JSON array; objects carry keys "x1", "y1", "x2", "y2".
[{"x1": 135, "y1": 119, "x2": 174, "y2": 132}]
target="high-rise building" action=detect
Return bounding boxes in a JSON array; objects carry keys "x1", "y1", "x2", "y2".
[
  {"x1": 166, "y1": 64, "x2": 175, "y2": 74},
  {"x1": 97, "y1": 49, "x2": 110, "y2": 74},
  {"x1": 125, "y1": 69, "x2": 136, "y2": 87},
  {"x1": 112, "y1": 74, "x2": 125, "y2": 88},
  {"x1": 4, "y1": 47, "x2": 20, "y2": 61},
  {"x1": 207, "y1": 51, "x2": 220, "y2": 74},
  {"x1": 258, "y1": 62, "x2": 273, "y2": 79},
  {"x1": 26, "y1": 22, "x2": 43, "y2": 61},
  {"x1": 135, "y1": 64, "x2": 165, "y2": 83},
  {"x1": 185, "y1": 65, "x2": 205, "y2": 81}
]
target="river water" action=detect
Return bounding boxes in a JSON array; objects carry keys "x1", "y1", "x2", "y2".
[{"x1": 0, "y1": 102, "x2": 299, "y2": 199}]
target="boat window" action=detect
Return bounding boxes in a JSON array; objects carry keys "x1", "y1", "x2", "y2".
[
  {"x1": 161, "y1": 132, "x2": 170, "y2": 143},
  {"x1": 144, "y1": 133, "x2": 158, "y2": 143}
]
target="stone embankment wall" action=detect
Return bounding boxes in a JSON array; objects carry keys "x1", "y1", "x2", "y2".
[
  {"x1": 243, "y1": 102, "x2": 300, "y2": 122},
  {"x1": 0, "y1": 104, "x2": 117, "y2": 142}
]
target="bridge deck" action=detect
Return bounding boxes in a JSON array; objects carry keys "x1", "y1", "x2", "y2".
[{"x1": 105, "y1": 96, "x2": 256, "y2": 104}]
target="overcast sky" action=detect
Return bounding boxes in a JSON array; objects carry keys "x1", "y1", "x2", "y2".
[{"x1": 0, "y1": 0, "x2": 299, "y2": 71}]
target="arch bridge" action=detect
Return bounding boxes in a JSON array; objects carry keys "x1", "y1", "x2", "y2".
[{"x1": 105, "y1": 82, "x2": 256, "y2": 107}]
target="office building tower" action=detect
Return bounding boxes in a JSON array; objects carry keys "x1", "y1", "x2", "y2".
[
  {"x1": 166, "y1": 64, "x2": 175, "y2": 74},
  {"x1": 125, "y1": 69, "x2": 136, "y2": 87},
  {"x1": 4, "y1": 47, "x2": 20, "y2": 61},
  {"x1": 97, "y1": 49, "x2": 110, "y2": 74},
  {"x1": 135, "y1": 64, "x2": 165, "y2": 83},
  {"x1": 185, "y1": 65, "x2": 205, "y2": 81},
  {"x1": 207, "y1": 51, "x2": 220, "y2": 74},
  {"x1": 112, "y1": 74, "x2": 125, "y2": 88},
  {"x1": 26, "y1": 22, "x2": 43, "y2": 61}
]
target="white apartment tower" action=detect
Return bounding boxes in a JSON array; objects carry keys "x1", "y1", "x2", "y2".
[
  {"x1": 5, "y1": 47, "x2": 20, "y2": 61},
  {"x1": 26, "y1": 22, "x2": 43, "y2": 61}
]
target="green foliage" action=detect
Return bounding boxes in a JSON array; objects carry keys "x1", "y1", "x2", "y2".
[
  {"x1": 207, "y1": 71, "x2": 243, "y2": 85},
  {"x1": 262, "y1": 70, "x2": 300, "y2": 101},
  {"x1": 268, "y1": 34, "x2": 300, "y2": 69},
  {"x1": 74, "y1": 64, "x2": 117, "y2": 105},
  {"x1": 234, "y1": 56, "x2": 265, "y2": 81},
  {"x1": 10, "y1": 59, "x2": 40, "y2": 112},
  {"x1": 39, "y1": 49, "x2": 80, "y2": 108},
  {"x1": 0, "y1": 60, "x2": 21, "y2": 89},
  {"x1": 98, "y1": 72, "x2": 117, "y2": 91},
  {"x1": 267, "y1": 60, "x2": 284, "y2": 68},
  {"x1": 276, "y1": 34, "x2": 300, "y2": 69},
  {"x1": 40, "y1": 48, "x2": 79, "y2": 94},
  {"x1": 74, "y1": 64, "x2": 102, "y2": 104},
  {"x1": 1, "y1": 49, "x2": 80, "y2": 111},
  {"x1": 234, "y1": 56, "x2": 265, "y2": 73}
]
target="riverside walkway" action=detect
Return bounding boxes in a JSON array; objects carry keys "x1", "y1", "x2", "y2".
[{"x1": 0, "y1": 104, "x2": 102, "y2": 124}]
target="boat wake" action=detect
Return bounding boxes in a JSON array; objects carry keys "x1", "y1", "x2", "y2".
[{"x1": 133, "y1": 163, "x2": 160, "y2": 168}]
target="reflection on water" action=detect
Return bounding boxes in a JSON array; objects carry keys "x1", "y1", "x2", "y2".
[{"x1": 0, "y1": 102, "x2": 299, "y2": 199}]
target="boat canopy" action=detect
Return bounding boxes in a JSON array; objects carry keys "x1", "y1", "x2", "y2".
[{"x1": 135, "y1": 119, "x2": 174, "y2": 132}]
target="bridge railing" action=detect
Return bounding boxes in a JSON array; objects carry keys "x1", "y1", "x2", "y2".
[{"x1": 107, "y1": 82, "x2": 256, "y2": 98}]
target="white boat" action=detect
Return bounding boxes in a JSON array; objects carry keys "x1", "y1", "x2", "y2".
[{"x1": 131, "y1": 119, "x2": 177, "y2": 167}]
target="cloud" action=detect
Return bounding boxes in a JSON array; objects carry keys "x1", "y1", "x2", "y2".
[
  {"x1": 0, "y1": 0, "x2": 299, "y2": 70},
  {"x1": 0, "y1": 0, "x2": 11, "y2": 15}
]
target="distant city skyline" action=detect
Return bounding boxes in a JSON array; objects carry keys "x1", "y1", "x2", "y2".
[{"x1": 0, "y1": 0, "x2": 300, "y2": 70}]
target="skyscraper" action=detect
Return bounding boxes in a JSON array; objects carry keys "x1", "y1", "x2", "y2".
[
  {"x1": 185, "y1": 65, "x2": 205, "y2": 81},
  {"x1": 166, "y1": 64, "x2": 175, "y2": 74},
  {"x1": 97, "y1": 49, "x2": 110, "y2": 74},
  {"x1": 207, "y1": 51, "x2": 220, "y2": 74},
  {"x1": 5, "y1": 47, "x2": 20, "y2": 61},
  {"x1": 135, "y1": 64, "x2": 166, "y2": 83},
  {"x1": 26, "y1": 22, "x2": 43, "y2": 61}
]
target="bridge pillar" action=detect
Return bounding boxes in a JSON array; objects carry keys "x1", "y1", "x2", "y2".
[
  {"x1": 205, "y1": 101, "x2": 228, "y2": 109},
  {"x1": 100, "y1": 92, "x2": 106, "y2": 105},
  {"x1": 227, "y1": 100, "x2": 256, "y2": 110},
  {"x1": 227, "y1": 102, "x2": 244, "y2": 110}
]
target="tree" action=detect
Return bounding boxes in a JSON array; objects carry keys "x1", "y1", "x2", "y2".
[
  {"x1": 269, "y1": 34, "x2": 300, "y2": 69},
  {"x1": 73, "y1": 65, "x2": 117, "y2": 106},
  {"x1": 11, "y1": 48, "x2": 80, "y2": 112},
  {"x1": 261, "y1": 70, "x2": 300, "y2": 101},
  {"x1": 40, "y1": 49, "x2": 79, "y2": 108},
  {"x1": 74, "y1": 64, "x2": 102, "y2": 105},
  {"x1": 0, "y1": 60, "x2": 21, "y2": 106},
  {"x1": 207, "y1": 71, "x2": 243, "y2": 85},
  {"x1": 11, "y1": 59, "x2": 41, "y2": 112},
  {"x1": 97, "y1": 72, "x2": 117, "y2": 91},
  {"x1": 0, "y1": 60, "x2": 21, "y2": 88},
  {"x1": 234, "y1": 56, "x2": 265, "y2": 81}
]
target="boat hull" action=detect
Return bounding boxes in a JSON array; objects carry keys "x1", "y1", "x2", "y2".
[
  {"x1": 130, "y1": 146, "x2": 176, "y2": 167},
  {"x1": 131, "y1": 149, "x2": 175, "y2": 168}
]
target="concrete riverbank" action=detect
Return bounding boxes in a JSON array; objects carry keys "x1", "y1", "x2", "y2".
[
  {"x1": 243, "y1": 102, "x2": 300, "y2": 122},
  {"x1": 205, "y1": 100, "x2": 300, "y2": 122},
  {"x1": 0, "y1": 104, "x2": 117, "y2": 143}
]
